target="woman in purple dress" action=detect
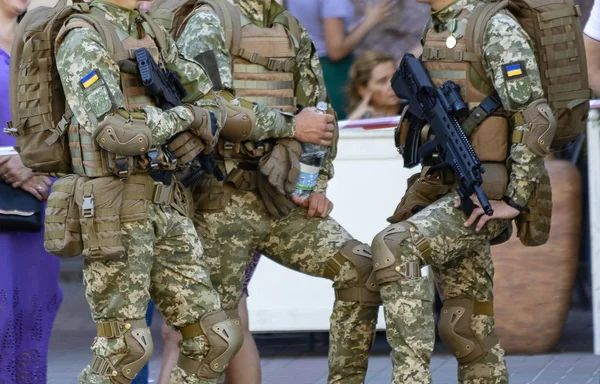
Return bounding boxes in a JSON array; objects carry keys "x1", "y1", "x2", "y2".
[{"x1": 0, "y1": 0, "x2": 63, "y2": 382}]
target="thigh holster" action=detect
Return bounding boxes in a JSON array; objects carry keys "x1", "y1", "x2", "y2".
[
  {"x1": 438, "y1": 297, "x2": 499, "y2": 365},
  {"x1": 177, "y1": 310, "x2": 243, "y2": 379},
  {"x1": 323, "y1": 239, "x2": 381, "y2": 306},
  {"x1": 371, "y1": 222, "x2": 431, "y2": 285},
  {"x1": 89, "y1": 319, "x2": 153, "y2": 384}
]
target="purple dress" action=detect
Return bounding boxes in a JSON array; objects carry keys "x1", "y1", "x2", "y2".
[{"x1": 0, "y1": 48, "x2": 63, "y2": 383}]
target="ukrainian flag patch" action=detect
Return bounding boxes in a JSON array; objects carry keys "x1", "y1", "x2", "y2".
[
  {"x1": 502, "y1": 61, "x2": 527, "y2": 80},
  {"x1": 80, "y1": 70, "x2": 99, "y2": 89}
]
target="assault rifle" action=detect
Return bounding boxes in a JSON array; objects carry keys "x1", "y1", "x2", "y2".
[
  {"x1": 135, "y1": 48, "x2": 224, "y2": 183},
  {"x1": 391, "y1": 53, "x2": 492, "y2": 217}
]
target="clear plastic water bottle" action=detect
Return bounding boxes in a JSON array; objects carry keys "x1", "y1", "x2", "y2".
[{"x1": 293, "y1": 101, "x2": 330, "y2": 199}]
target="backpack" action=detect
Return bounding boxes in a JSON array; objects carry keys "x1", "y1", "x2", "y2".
[
  {"x1": 465, "y1": 0, "x2": 592, "y2": 150},
  {"x1": 6, "y1": 0, "x2": 168, "y2": 174}
]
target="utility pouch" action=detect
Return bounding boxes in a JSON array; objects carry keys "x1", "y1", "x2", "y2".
[
  {"x1": 193, "y1": 176, "x2": 235, "y2": 213},
  {"x1": 44, "y1": 175, "x2": 83, "y2": 258},
  {"x1": 171, "y1": 181, "x2": 194, "y2": 218},
  {"x1": 516, "y1": 167, "x2": 552, "y2": 246},
  {"x1": 388, "y1": 173, "x2": 451, "y2": 223},
  {"x1": 76, "y1": 177, "x2": 125, "y2": 260},
  {"x1": 481, "y1": 162, "x2": 508, "y2": 200}
]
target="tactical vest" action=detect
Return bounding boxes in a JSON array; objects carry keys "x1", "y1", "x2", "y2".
[
  {"x1": 193, "y1": 1, "x2": 301, "y2": 190},
  {"x1": 421, "y1": 9, "x2": 509, "y2": 165},
  {"x1": 59, "y1": 10, "x2": 167, "y2": 179}
]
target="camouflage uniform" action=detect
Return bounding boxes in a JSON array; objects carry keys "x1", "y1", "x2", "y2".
[
  {"x1": 56, "y1": 1, "x2": 237, "y2": 383},
  {"x1": 372, "y1": 0, "x2": 548, "y2": 382},
  {"x1": 176, "y1": 1, "x2": 380, "y2": 382}
]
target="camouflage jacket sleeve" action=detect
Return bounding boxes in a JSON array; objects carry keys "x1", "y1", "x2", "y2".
[
  {"x1": 160, "y1": 24, "x2": 225, "y2": 123},
  {"x1": 56, "y1": 27, "x2": 197, "y2": 145},
  {"x1": 295, "y1": 23, "x2": 337, "y2": 194},
  {"x1": 176, "y1": 9, "x2": 295, "y2": 142},
  {"x1": 482, "y1": 13, "x2": 546, "y2": 207}
]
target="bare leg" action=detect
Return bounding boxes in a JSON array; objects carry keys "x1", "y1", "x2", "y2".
[
  {"x1": 158, "y1": 321, "x2": 182, "y2": 384},
  {"x1": 225, "y1": 295, "x2": 261, "y2": 384}
]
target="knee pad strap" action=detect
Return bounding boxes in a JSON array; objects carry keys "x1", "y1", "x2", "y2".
[
  {"x1": 372, "y1": 222, "x2": 430, "y2": 285},
  {"x1": 325, "y1": 240, "x2": 382, "y2": 306},
  {"x1": 90, "y1": 319, "x2": 153, "y2": 383},
  {"x1": 438, "y1": 297, "x2": 498, "y2": 365},
  {"x1": 178, "y1": 310, "x2": 243, "y2": 379}
]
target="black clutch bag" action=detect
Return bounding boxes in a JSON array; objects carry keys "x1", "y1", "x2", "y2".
[{"x1": 0, "y1": 179, "x2": 43, "y2": 232}]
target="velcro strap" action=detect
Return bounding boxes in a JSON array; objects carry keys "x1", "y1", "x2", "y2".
[
  {"x1": 90, "y1": 355, "x2": 118, "y2": 377},
  {"x1": 96, "y1": 319, "x2": 147, "y2": 338},
  {"x1": 323, "y1": 253, "x2": 346, "y2": 280},
  {"x1": 541, "y1": 32, "x2": 575, "y2": 47},
  {"x1": 412, "y1": 234, "x2": 432, "y2": 264},
  {"x1": 47, "y1": 199, "x2": 70, "y2": 209},
  {"x1": 537, "y1": 6, "x2": 578, "y2": 22},
  {"x1": 512, "y1": 110, "x2": 526, "y2": 127},
  {"x1": 335, "y1": 287, "x2": 382, "y2": 306},
  {"x1": 422, "y1": 47, "x2": 481, "y2": 62},
  {"x1": 180, "y1": 322, "x2": 205, "y2": 340},
  {"x1": 512, "y1": 129, "x2": 524, "y2": 144},
  {"x1": 398, "y1": 261, "x2": 422, "y2": 279},
  {"x1": 545, "y1": 64, "x2": 580, "y2": 78},
  {"x1": 44, "y1": 214, "x2": 67, "y2": 224},
  {"x1": 473, "y1": 300, "x2": 494, "y2": 316}
]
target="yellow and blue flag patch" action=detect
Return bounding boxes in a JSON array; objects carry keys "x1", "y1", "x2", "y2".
[
  {"x1": 502, "y1": 61, "x2": 527, "y2": 80},
  {"x1": 80, "y1": 70, "x2": 99, "y2": 89}
]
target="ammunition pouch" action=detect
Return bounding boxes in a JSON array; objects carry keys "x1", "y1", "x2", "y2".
[
  {"x1": 75, "y1": 177, "x2": 125, "y2": 261},
  {"x1": 44, "y1": 174, "x2": 83, "y2": 258},
  {"x1": 516, "y1": 166, "x2": 552, "y2": 246},
  {"x1": 480, "y1": 162, "x2": 508, "y2": 200},
  {"x1": 90, "y1": 319, "x2": 153, "y2": 383},
  {"x1": 178, "y1": 310, "x2": 243, "y2": 379},
  {"x1": 438, "y1": 297, "x2": 498, "y2": 365},
  {"x1": 193, "y1": 176, "x2": 236, "y2": 213},
  {"x1": 323, "y1": 240, "x2": 381, "y2": 306},
  {"x1": 94, "y1": 113, "x2": 153, "y2": 156},
  {"x1": 512, "y1": 99, "x2": 557, "y2": 157},
  {"x1": 388, "y1": 173, "x2": 451, "y2": 223}
]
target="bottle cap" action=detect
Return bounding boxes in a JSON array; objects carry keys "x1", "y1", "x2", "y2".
[{"x1": 316, "y1": 101, "x2": 328, "y2": 114}]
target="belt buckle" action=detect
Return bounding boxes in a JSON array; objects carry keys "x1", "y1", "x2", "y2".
[
  {"x1": 82, "y1": 194, "x2": 95, "y2": 218},
  {"x1": 153, "y1": 183, "x2": 173, "y2": 205}
]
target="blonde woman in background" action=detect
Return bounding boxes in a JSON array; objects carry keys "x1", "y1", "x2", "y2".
[{"x1": 346, "y1": 50, "x2": 403, "y2": 120}]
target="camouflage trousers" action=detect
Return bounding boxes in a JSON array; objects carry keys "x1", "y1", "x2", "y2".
[
  {"x1": 373, "y1": 194, "x2": 509, "y2": 384},
  {"x1": 79, "y1": 203, "x2": 222, "y2": 384},
  {"x1": 194, "y1": 189, "x2": 379, "y2": 384}
]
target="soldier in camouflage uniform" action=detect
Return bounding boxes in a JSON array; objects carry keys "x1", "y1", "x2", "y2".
[
  {"x1": 56, "y1": 0, "x2": 244, "y2": 382},
  {"x1": 155, "y1": 0, "x2": 381, "y2": 382},
  {"x1": 371, "y1": 0, "x2": 556, "y2": 382}
]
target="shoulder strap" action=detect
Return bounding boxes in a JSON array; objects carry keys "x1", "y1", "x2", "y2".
[
  {"x1": 274, "y1": 12, "x2": 301, "y2": 49},
  {"x1": 139, "y1": 12, "x2": 169, "y2": 54},
  {"x1": 465, "y1": 0, "x2": 508, "y2": 84}
]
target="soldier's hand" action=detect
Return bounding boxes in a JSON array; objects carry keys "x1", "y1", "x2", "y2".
[
  {"x1": 456, "y1": 195, "x2": 520, "y2": 232},
  {"x1": 292, "y1": 193, "x2": 333, "y2": 219},
  {"x1": 294, "y1": 108, "x2": 335, "y2": 146},
  {"x1": 0, "y1": 155, "x2": 33, "y2": 188}
]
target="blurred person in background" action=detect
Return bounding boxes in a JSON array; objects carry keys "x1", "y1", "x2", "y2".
[
  {"x1": 346, "y1": 50, "x2": 403, "y2": 120},
  {"x1": 285, "y1": 0, "x2": 398, "y2": 119},
  {"x1": 585, "y1": 0, "x2": 600, "y2": 93},
  {"x1": 0, "y1": 0, "x2": 63, "y2": 381}
]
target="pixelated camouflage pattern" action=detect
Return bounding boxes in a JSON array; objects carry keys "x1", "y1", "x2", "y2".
[
  {"x1": 56, "y1": 0, "x2": 222, "y2": 144},
  {"x1": 79, "y1": 204, "x2": 220, "y2": 383},
  {"x1": 433, "y1": 0, "x2": 546, "y2": 207},
  {"x1": 375, "y1": 194, "x2": 509, "y2": 383},
  {"x1": 194, "y1": 189, "x2": 378, "y2": 383},
  {"x1": 176, "y1": 0, "x2": 336, "y2": 189}
]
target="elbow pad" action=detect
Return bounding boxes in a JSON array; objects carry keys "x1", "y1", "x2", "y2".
[
  {"x1": 94, "y1": 111, "x2": 153, "y2": 156},
  {"x1": 221, "y1": 99, "x2": 257, "y2": 142},
  {"x1": 513, "y1": 99, "x2": 556, "y2": 157}
]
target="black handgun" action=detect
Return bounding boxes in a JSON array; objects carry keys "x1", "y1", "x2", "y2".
[
  {"x1": 135, "y1": 48, "x2": 223, "y2": 183},
  {"x1": 391, "y1": 53, "x2": 492, "y2": 217}
]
